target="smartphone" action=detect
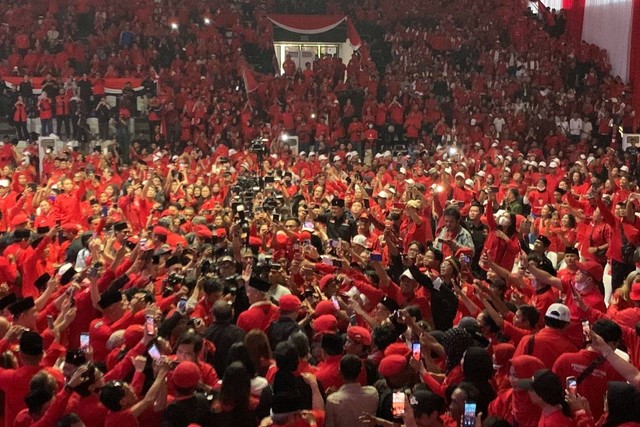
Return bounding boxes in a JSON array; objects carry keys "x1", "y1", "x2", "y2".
[
  {"x1": 102, "y1": 205, "x2": 109, "y2": 217},
  {"x1": 80, "y1": 332, "x2": 90, "y2": 349},
  {"x1": 88, "y1": 263, "x2": 99, "y2": 278},
  {"x1": 331, "y1": 296, "x2": 340, "y2": 310},
  {"x1": 412, "y1": 342, "x2": 421, "y2": 361},
  {"x1": 462, "y1": 402, "x2": 477, "y2": 427},
  {"x1": 582, "y1": 319, "x2": 592, "y2": 344},
  {"x1": 490, "y1": 186, "x2": 499, "y2": 193},
  {"x1": 363, "y1": 199, "x2": 370, "y2": 209},
  {"x1": 370, "y1": 252, "x2": 383, "y2": 262},
  {"x1": 392, "y1": 391, "x2": 405, "y2": 418},
  {"x1": 148, "y1": 343, "x2": 161, "y2": 361},
  {"x1": 329, "y1": 239, "x2": 340, "y2": 248},
  {"x1": 177, "y1": 297, "x2": 187, "y2": 314},
  {"x1": 273, "y1": 213, "x2": 280, "y2": 222},
  {"x1": 145, "y1": 315, "x2": 156, "y2": 336},
  {"x1": 566, "y1": 376, "x2": 577, "y2": 396}
]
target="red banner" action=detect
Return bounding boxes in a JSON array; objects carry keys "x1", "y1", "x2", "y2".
[{"x1": 1, "y1": 77, "x2": 144, "y2": 94}]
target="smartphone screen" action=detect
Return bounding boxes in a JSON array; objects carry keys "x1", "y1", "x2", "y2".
[
  {"x1": 370, "y1": 252, "x2": 383, "y2": 262},
  {"x1": 412, "y1": 342, "x2": 421, "y2": 361},
  {"x1": 566, "y1": 376, "x2": 577, "y2": 396},
  {"x1": 148, "y1": 344, "x2": 161, "y2": 361},
  {"x1": 178, "y1": 297, "x2": 187, "y2": 314},
  {"x1": 80, "y1": 332, "x2": 90, "y2": 349},
  {"x1": 145, "y1": 315, "x2": 156, "y2": 336},
  {"x1": 331, "y1": 296, "x2": 340, "y2": 310},
  {"x1": 392, "y1": 391, "x2": 405, "y2": 418},
  {"x1": 330, "y1": 240, "x2": 339, "y2": 248},
  {"x1": 102, "y1": 205, "x2": 109, "y2": 217},
  {"x1": 462, "y1": 402, "x2": 477, "y2": 427},
  {"x1": 582, "y1": 320, "x2": 592, "y2": 343}
]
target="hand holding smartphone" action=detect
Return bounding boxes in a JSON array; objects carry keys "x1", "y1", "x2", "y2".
[
  {"x1": 566, "y1": 376, "x2": 577, "y2": 396},
  {"x1": 392, "y1": 391, "x2": 405, "y2": 418},
  {"x1": 462, "y1": 402, "x2": 477, "y2": 427},
  {"x1": 80, "y1": 332, "x2": 90, "y2": 349},
  {"x1": 411, "y1": 342, "x2": 421, "y2": 361}
]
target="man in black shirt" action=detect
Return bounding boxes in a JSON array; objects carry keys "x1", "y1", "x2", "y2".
[
  {"x1": 204, "y1": 300, "x2": 245, "y2": 377},
  {"x1": 267, "y1": 294, "x2": 302, "y2": 349},
  {"x1": 163, "y1": 361, "x2": 213, "y2": 427},
  {"x1": 318, "y1": 198, "x2": 357, "y2": 241}
]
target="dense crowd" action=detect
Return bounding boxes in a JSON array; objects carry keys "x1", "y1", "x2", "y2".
[{"x1": 0, "y1": 0, "x2": 638, "y2": 426}]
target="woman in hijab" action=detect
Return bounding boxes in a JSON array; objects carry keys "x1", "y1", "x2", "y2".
[
  {"x1": 461, "y1": 347, "x2": 497, "y2": 418},
  {"x1": 420, "y1": 328, "x2": 474, "y2": 397},
  {"x1": 488, "y1": 355, "x2": 545, "y2": 427}
]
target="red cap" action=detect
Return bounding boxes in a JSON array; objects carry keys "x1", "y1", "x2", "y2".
[
  {"x1": 248, "y1": 236, "x2": 262, "y2": 247},
  {"x1": 318, "y1": 274, "x2": 336, "y2": 291},
  {"x1": 279, "y1": 294, "x2": 301, "y2": 312},
  {"x1": 347, "y1": 326, "x2": 371, "y2": 346},
  {"x1": 153, "y1": 226, "x2": 169, "y2": 237},
  {"x1": 193, "y1": 224, "x2": 213, "y2": 239},
  {"x1": 172, "y1": 361, "x2": 201, "y2": 389},
  {"x1": 630, "y1": 282, "x2": 640, "y2": 301},
  {"x1": 215, "y1": 228, "x2": 227, "y2": 238},
  {"x1": 298, "y1": 231, "x2": 312, "y2": 241},
  {"x1": 61, "y1": 223, "x2": 80, "y2": 233},
  {"x1": 575, "y1": 260, "x2": 604, "y2": 282},
  {"x1": 384, "y1": 342, "x2": 412, "y2": 358},
  {"x1": 378, "y1": 354, "x2": 407, "y2": 377},
  {"x1": 123, "y1": 324, "x2": 144, "y2": 348},
  {"x1": 10, "y1": 213, "x2": 28, "y2": 227},
  {"x1": 315, "y1": 300, "x2": 337, "y2": 316},
  {"x1": 275, "y1": 231, "x2": 289, "y2": 245},
  {"x1": 312, "y1": 314, "x2": 338, "y2": 334}
]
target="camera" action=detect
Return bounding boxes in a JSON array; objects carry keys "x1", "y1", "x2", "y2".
[{"x1": 167, "y1": 272, "x2": 185, "y2": 286}]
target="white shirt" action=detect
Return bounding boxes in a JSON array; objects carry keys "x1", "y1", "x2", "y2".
[{"x1": 569, "y1": 118, "x2": 583, "y2": 136}]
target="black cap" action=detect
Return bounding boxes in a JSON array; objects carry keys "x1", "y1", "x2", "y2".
[
  {"x1": 165, "y1": 256, "x2": 185, "y2": 269},
  {"x1": 331, "y1": 198, "x2": 345, "y2": 208},
  {"x1": 0, "y1": 293, "x2": 17, "y2": 311},
  {"x1": 248, "y1": 276, "x2": 271, "y2": 292},
  {"x1": 34, "y1": 273, "x2": 51, "y2": 290},
  {"x1": 517, "y1": 369, "x2": 565, "y2": 406},
  {"x1": 113, "y1": 222, "x2": 128, "y2": 232},
  {"x1": 536, "y1": 235, "x2": 551, "y2": 247},
  {"x1": 8, "y1": 297, "x2": 35, "y2": 317},
  {"x1": 98, "y1": 290, "x2": 123, "y2": 310},
  {"x1": 36, "y1": 226, "x2": 50, "y2": 234},
  {"x1": 19, "y1": 330, "x2": 43, "y2": 356},
  {"x1": 14, "y1": 229, "x2": 30, "y2": 240},
  {"x1": 565, "y1": 246, "x2": 579, "y2": 255}
]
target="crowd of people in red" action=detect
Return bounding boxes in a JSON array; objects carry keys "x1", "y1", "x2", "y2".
[{"x1": 0, "y1": 0, "x2": 637, "y2": 426}]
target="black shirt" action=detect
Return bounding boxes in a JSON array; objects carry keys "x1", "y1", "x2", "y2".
[
  {"x1": 319, "y1": 212, "x2": 357, "y2": 241},
  {"x1": 204, "y1": 321, "x2": 245, "y2": 377},
  {"x1": 163, "y1": 393, "x2": 213, "y2": 427}
]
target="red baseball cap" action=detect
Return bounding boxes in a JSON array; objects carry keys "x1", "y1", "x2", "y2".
[
  {"x1": 384, "y1": 342, "x2": 411, "y2": 358},
  {"x1": 318, "y1": 274, "x2": 336, "y2": 291},
  {"x1": 575, "y1": 261, "x2": 604, "y2": 282},
  {"x1": 279, "y1": 294, "x2": 301, "y2": 312},
  {"x1": 193, "y1": 224, "x2": 212, "y2": 239},
  {"x1": 347, "y1": 326, "x2": 371, "y2": 346},
  {"x1": 315, "y1": 300, "x2": 337, "y2": 316},
  {"x1": 153, "y1": 226, "x2": 169, "y2": 237},
  {"x1": 172, "y1": 361, "x2": 201, "y2": 389},
  {"x1": 312, "y1": 314, "x2": 338, "y2": 335}
]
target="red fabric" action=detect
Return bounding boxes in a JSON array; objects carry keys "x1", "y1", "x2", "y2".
[
  {"x1": 630, "y1": 0, "x2": 640, "y2": 116},
  {"x1": 563, "y1": 0, "x2": 586, "y2": 42}
]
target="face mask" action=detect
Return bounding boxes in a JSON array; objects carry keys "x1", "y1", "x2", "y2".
[
  {"x1": 574, "y1": 281, "x2": 589, "y2": 293},
  {"x1": 498, "y1": 217, "x2": 511, "y2": 227},
  {"x1": 537, "y1": 185, "x2": 546, "y2": 192}
]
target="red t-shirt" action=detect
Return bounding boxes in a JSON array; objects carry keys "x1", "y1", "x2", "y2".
[{"x1": 105, "y1": 408, "x2": 138, "y2": 427}]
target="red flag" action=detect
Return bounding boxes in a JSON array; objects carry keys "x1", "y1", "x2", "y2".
[{"x1": 242, "y1": 66, "x2": 259, "y2": 94}]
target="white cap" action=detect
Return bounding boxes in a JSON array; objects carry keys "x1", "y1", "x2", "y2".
[
  {"x1": 318, "y1": 154, "x2": 328, "y2": 160},
  {"x1": 351, "y1": 235, "x2": 368, "y2": 248},
  {"x1": 491, "y1": 142, "x2": 498, "y2": 147},
  {"x1": 270, "y1": 154, "x2": 278, "y2": 159},
  {"x1": 524, "y1": 160, "x2": 530, "y2": 165},
  {"x1": 299, "y1": 151, "x2": 307, "y2": 156},
  {"x1": 504, "y1": 167, "x2": 511, "y2": 172},
  {"x1": 58, "y1": 262, "x2": 74, "y2": 277},
  {"x1": 580, "y1": 154, "x2": 587, "y2": 159},
  {"x1": 309, "y1": 152, "x2": 316, "y2": 157},
  {"x1": 240, "y1": 162, "x2": 250, "y2": 170},
  {"x1": 474, "y1": 142, "x2": 481, "y2": 146},
  {"x1": 464, "y1": 179, "x2": 474, "y2": 188},
  {"x1": 444, "y1": 167, "x2": 452, "y2": 175},
  {"x1": 549, "y1": 161, "x2": 558, "y2": 168},
  {"x1": 400, "y1": 269, "x2": 415, "y2": 281},
  {"x1": 377, "y1": 190, "x2": 389, "y2": 198},
  {"x1": 530, "y1": 161, "x2": 538, "y2": 167},
  {"x1": 587, "y1": 156, "x2": 595, "y2": 164},
  {"x1": 476, "y1": 170, "x2": 486, "y2": 177},
  {"x1": 383, "y1": 151, "x2": 392, "y2": 157},
  {"x1": 387, "y1": 187, "x2": 397, "y2": 195},
  {"x1": 375, "y1": 153, "x2": 383, "y2": 159},
  {"x1": 399, "y1": 167, "x2": 407, "y2": 174},
  {"x1": 228, "y1": 149, "x2": 238, "y2": 156},
  {"x1": 333, "y1": 155, "x2": 341, "y2": 162},
  {"x1": 545, "y1": 303, "x2": 571, "y2": 322},
  {"x1": 505, "y1": 156, "x2": 512, "y2": 161},
  {"x1": 405, "y1": 178, "x2": 415, "y2": 185},
  {"x1": 455, "y1": 172, "x2": 465, "y2": 179},
  {"x1": 172, "y1": 155, "x2": 179, "y2": 161},
  {"x1": 620, "y1": 165, "x2": 629, "y2": 172},
  {"x1": 538, "y1": 161, "x2": 546, "y2": 167},
  {"x1": 436, "y1": 160, "x2": 443, "y2": 166}
]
